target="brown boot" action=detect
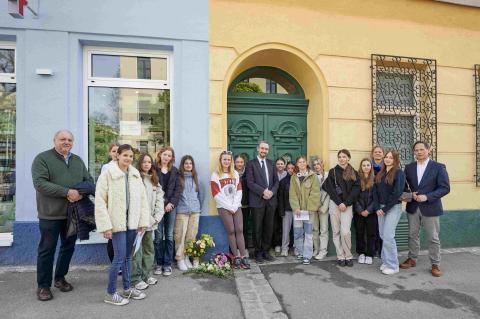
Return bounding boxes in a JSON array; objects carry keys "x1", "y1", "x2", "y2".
[
  {"x1": 431, "y1": 265, "x2": 443, "y2": 277},
  {"x1": 37, "y1": 288, "x2": 53, "y2": 301},
  {"x1": 54, "y1": 278, "x2": 74, "y2": 292},
  {"x1": 399, "y1": 258, "x2": 416, "y2": 269}
]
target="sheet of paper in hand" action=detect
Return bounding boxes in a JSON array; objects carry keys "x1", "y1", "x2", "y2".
[
  {"x1": 133, "y1": 232, "x2": 144, "y2": 256},
  {"x1": 294, "y1": 210, "x2": 310, "y2": 221}
]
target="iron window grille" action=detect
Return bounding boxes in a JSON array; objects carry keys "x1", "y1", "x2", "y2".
[
  {"x1": 371, "y1": 54, "x2": 437, "y2": 167},
  {"x1": 475, "y1": 64, "x2": 480, "y2": 186}
]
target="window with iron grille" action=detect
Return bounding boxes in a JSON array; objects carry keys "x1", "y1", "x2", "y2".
[
  {"x1": 371, "y1": 54, "x2": 437, "y2": 167},
  {"x1": 475, "y1": 64, "x2": 480, "y2": 186}
]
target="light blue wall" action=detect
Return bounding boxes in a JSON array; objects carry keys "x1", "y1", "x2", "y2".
[
  {"x1": 0, "y1": 0, "x2": 208, "y2": 41},
  {"x1": 0, "y1": 0, "x2": 210, "y2": 225}
]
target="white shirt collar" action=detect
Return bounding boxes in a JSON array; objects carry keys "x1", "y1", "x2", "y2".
[{"x1": 417, "y1": 158, "x2": 430, "y2": 166}]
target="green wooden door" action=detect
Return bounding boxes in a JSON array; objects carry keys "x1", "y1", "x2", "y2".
[
  {"x1": 227, "y1": 67, "x2": 308, "y2": 162},
  {"x1": 228, "y1": 96, "x2": 308, "y2": 162}
]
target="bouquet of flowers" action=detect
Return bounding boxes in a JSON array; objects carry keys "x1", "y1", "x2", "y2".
[
  {"x1": 187, "y1": 253, "x2": 232, "y2": 278},
  {"x1": 185, "y1": 234, "x2": 215, "y2": 259}
]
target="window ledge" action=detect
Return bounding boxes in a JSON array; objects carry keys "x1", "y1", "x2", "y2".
[
  {"x1": 0, "y1": 233, "x2": 13, "y2": 247},
  {"x1": 76, "y1": 231, "x2": 108, "y2": 245}
]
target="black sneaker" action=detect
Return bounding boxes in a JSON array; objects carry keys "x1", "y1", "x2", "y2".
[
  {"x1": 345, "y1": 259, "x2": 354, "y2": 267},
  {"x1": 255, "y1": 252, "x2": 264, "y2": 264},
  {"x1": 263, "y1": 251, "x2": 274, "y2": 262},
  {"x1": 233, "y1": 257, "x2": 242, "y2": 269},
  {"x1": 337, "y1": 259, "x2": 346, "y2": 267},
  {"x1": 241, "y1": 257, "x2": 251, "y2": 270}
]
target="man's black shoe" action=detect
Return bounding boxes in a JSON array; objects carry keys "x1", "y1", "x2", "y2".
[
  {"x1": 337, "y1": 259, "x2": 346, "y2": 267},
  {"x1": 345, "y1": 259, "x2": 354, "y2": 267},
  {"x1": 255, "y1": 252, "x2": 264, "y2": 264},
  {"x1": 263, "y1": 251, "x2": 274, "y2": 262},
  {"x1": 37, "y1": 288, "x2": 53, "y2": 301}
]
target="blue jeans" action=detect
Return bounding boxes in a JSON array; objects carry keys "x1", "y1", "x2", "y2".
[
  {"x1": 377, "y1": 204, "x2": 402, "y2": 270},
  {"x1": 293, "y1": 215, "x2": 314, "y2": 260},
  {"x1": 107, "y1": 230, "x2": 136, "y2": 294},
  {"x1": 154, "y1": 209, "x2": 176, "y2": 267}
]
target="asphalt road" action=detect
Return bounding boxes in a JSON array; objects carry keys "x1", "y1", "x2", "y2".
[{"x1": 261, "y1": 252, "x2": 480, "y2": 319}]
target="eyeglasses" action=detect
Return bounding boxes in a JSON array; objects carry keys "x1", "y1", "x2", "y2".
[{"x1": 221, "y1": 150, "x2": 233, "y2": 155}]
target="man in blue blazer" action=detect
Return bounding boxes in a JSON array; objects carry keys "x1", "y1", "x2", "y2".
[
  {"x1": 246, "y1": 141, "x2": 279, "y2": 263},
  {"x1": 400, "y1": 141, "x2": 450, "y2": 277}
]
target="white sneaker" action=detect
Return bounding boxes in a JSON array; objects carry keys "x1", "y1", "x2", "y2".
[
  {"x1": 358, "y1": 254, "x2": 366, "y2": 264},
  {"x1": 314, "y1": 251, "x2": 327, "y2": 260},
  {"x1": 382, "y1": 267, "x2": 399, "y2": 275},
  {"x1": 177, "y1": 260, "x2": 188, "y2": 271},
  {"x1": 146, "y1": 277, "x2": 157, "y2": 285},
  {"x1": 274, "y1": 246, "x2": 281, "y2": 253},
  {"x1": 122, "y1": 288, "x2": 147, "y2": 300},
  {"x1": 365, "y1": 256, "x2": 373, "y2": 265},
  {"x1": 280, "y1": 249, "x2": 289, "y2": 257},
  {"x1": 134, "y1": 281, "x2": 149, "y2": 290},
  {"x1": 104, "y1": 292, "x2": 129, "y2": 306},
  {"x1": 184, "y1": 257, "x2": 193, "y2": 269},
  {"x1": 380, "y1": 264, "x2": 387, "y2": 271},
  {"x1": 153, "y1": 265, "x2": 162, "y2": 275}
]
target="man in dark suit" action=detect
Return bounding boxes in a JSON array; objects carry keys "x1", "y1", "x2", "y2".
[
  {"x1": 246, "y1": 141, "x2": 279, "y2": 263},
  {"x1": 400, "y1": 141, "x2": 450, "y2": 277}
]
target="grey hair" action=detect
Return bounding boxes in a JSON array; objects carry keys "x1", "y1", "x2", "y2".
[{"x1": 53, "y1": 129, "x2": 74, "y2": 141}]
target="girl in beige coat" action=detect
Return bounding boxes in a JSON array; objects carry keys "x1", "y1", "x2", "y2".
[{"x1": 95, "y1": 144, "x2": 150, "y2": 306}]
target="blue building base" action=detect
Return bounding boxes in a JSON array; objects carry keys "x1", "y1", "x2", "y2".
[{"x1": 0, "y1": 215, "x2": 228, "y2": 266}]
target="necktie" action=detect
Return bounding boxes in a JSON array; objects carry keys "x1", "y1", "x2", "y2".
[{"x1": 261, "y1": 160, "x2": 268, "y2": 186}]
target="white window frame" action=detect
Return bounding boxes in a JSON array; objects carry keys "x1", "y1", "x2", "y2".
[
  {"x1": 0, "y1": 42, "x2": 16, "y2": 247},
  {"x1": 81, "y1": 47, "x2": 173, "y2": 244},
  {"x1": 85, "y1": 47, "x2": 171, "y2": 90}
]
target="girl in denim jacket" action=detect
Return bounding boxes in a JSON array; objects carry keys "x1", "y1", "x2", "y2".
[{"x1": 174, "y1": 155, "x2": 202, "y2": 271}]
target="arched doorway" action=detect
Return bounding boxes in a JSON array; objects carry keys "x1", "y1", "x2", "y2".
[{"x1": 227, "y1": 66, "x2": 308, "y2": 163}]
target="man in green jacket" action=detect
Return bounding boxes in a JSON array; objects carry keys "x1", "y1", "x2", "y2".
[{"x1": 31, "y1": 130, "x2": 93, "y2": 301}]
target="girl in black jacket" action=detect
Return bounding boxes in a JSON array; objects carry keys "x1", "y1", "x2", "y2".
[
  {"x1": 354, "y1": 158, "x2": 377, "y2": 265},
  {"x1": 277, "y1": 162, "x2": 295, "y2": 256},
  {"x1": 234, "y1": 154, "x2": 251, "y2": 249},
  {"x1": 323, "y1": 149, "x2": 360, "y2": 267},
  {"x1": 153, "y1": 146, "x2": 182, "y2": 276}
]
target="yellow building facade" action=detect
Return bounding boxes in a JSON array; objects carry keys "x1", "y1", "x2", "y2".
[{"x1": 208, "y1": 0, "x2": 480, "y2": 247}]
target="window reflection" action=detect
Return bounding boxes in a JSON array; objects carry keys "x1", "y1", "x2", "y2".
[
  {"x1": 88, "y1": 87, "x2": 170, "y2": 179},
  {"x1": 0, "y1": 83, "x2": 16, "y2": 233},
  {"x1": 0, "y1": 49, "x2": 14, "y2": 74},
  {"x1": 91, "y1": 54, "x2": 167, "y2": 80}
]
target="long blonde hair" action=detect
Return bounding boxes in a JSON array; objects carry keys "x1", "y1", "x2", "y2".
[{"x1": 216, "y1": 151, "x2": 235, "y2": 179}]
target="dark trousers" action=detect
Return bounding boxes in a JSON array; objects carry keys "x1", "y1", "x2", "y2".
[
  {"x1": 154, "y1": 210, "x2": 176, "y2": 267},
  {"x1": 37, "y1": 219, "x2": 77, "y2": 288},
  {"x1": 251, "y1": 205, "x2": 276, "y2": 254},
  {"x1": 242, "y1": 207, "x2": 253, "y2": 248},
  {"x1": 271, "y1": 206, "x2": 283, "y2": 248},
  {"x1": 354, "y1": 213, "x2": 378, "y2": 257}
]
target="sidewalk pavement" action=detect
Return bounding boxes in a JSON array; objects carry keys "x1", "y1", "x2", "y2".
[
  {"x1": 0, "y1": 266, "x2": 243, "y2": 319},
  {"x1": 1, "y1": 247, "x2": 479, "y2": 319}
]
